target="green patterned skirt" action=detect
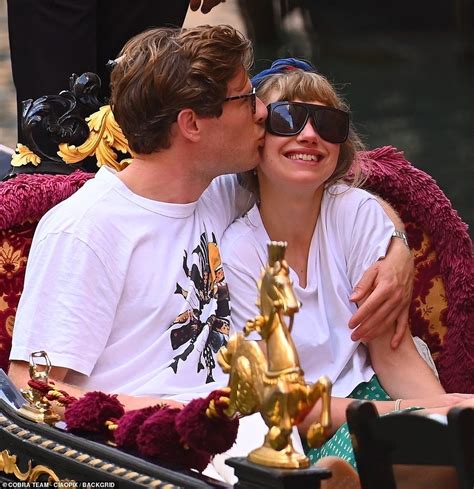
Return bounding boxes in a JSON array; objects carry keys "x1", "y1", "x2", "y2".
[{"x1": 307, "y1": 375, "x2": 391, "y2": 469}]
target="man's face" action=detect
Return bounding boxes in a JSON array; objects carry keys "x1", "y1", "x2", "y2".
[{"x1": 201, "y1": 68, "x2": 267, "y2": 177}]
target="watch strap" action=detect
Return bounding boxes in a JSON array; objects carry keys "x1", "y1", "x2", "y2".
[{"x1": 392, "y1": 230, "x2": 409, "y2": 248}]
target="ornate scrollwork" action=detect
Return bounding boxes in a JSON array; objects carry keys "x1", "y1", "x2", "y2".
[
  {"x1": 0, "y1": 449, "x2": 64, "y2": 482},
  {"x1": 10, "y1": 144, "x2": 41, "y2": 167},
  {"x1": 21, "y1": 73, "x2": 103, "y2": 163},
  {"x1": 58, "y1": 105, "x2": 132, "y2": 171},
  {"x1": 7, "y1": 72, "x2": 106, "y2": 177}
]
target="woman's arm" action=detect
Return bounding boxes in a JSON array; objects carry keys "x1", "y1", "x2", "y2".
[
  {"x1": 298, "y1": 392, "x2": 473, "y2": 438},
  {"x1": 367, "y1": 326, "x2": 445, "y2": 399},
  {"x1": 298, "y1": 299, "x2": 451, "y2": 438},
  {"x1": 349, "y1": 198, "x2": 413, "y2": 348},
  {"x1": 352, "y1": 200, "x2": 443, "y2": 400},
  {"x1": 354, "y1": 237, "x2": 444, "y2": 400}
]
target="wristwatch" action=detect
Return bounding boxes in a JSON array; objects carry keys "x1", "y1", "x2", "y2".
[{"x1": 392, "y1": 230, "x2": 409, "y2": 248}]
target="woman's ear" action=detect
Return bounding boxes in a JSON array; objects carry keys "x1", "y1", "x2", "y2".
[{"x1": 176, "y1": 109, "x2": 201, "y2": 143}]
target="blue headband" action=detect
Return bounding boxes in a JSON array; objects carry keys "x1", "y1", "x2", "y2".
[{"x1": 251, "y1": 57, "x2": 317, "y2": 89}]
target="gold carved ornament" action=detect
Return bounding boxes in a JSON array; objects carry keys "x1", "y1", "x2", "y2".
[
  {"x1": 0, "y1": 449, "x2": 66, "y2": 483},
  {"x1": 58, "y1": 105, "x2": 133, "y2": 171},
  {"x1": 217, "y1": 241, "x2": 333, "y2": 469},
  {"x1": 11, "y1": 144, "x2": 41, "y2": 167}
]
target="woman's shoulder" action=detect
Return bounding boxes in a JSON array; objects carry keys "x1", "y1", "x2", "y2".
[
  {"x1": 325, "y1": 183, "x2": 377, "y2": 203},
  {"x1": 222, "y1": 205, "x2": 266, "y2": 269},
  {"x1": 323, "y1": 183, "x2": 381, "y2": 216},
  {"x1": 320, "y1": 184, "x2": 388, "y2": 239}
]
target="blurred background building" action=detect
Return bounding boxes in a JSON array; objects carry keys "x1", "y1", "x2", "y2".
[{"x1": 1, "y1": 0, "x2": 472, "y2": 235}]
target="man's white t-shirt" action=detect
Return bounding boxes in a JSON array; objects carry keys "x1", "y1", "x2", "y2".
[
  {"x1": 221, "y1": 184, "x2": 395, "y2": 397},
  {"x1": 10, "y1": 167, "x2": 250, "y2": 402}
]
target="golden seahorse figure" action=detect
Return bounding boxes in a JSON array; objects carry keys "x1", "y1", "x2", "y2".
[{"x1": 218, "y1": 241, "x2": 332, "y2": 469}]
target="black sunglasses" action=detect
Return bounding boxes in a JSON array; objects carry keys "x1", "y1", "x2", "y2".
[
  {"x1": 266, "y1": 102, "x2": 350, "y2": 144},
  {"x1": 224, "y1": 87, "x2": 256, "y2": 114}
]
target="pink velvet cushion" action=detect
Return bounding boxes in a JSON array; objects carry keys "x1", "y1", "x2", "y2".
[
  {"x1": 0, "y1": 152, "x2": 472, "y2": 393},
  {"x1": 0, "y1": 171, "x2": 93, "y2": 371},
  {"x1": 360, "y1": 147, "x2": 473, "y2": 393}
]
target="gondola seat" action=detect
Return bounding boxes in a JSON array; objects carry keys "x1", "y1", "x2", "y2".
[
  {"x1": 0, "y1": 171, "x2": 94, "y2": 370},
  {"x1": 0, "y1": 73, "x2": 471, "y2": 394},
  {"x1": 359, "y1": 147, "x2": 473, "y2": 393}
]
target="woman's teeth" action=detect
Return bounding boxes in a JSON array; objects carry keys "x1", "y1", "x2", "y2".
[{"x1": 287, "y1": 153, "x2": 321, "y2": 162}]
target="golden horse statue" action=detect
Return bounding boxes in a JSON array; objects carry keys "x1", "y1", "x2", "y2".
[{"x1": 218, "y1": 241, "x2": 332, "y2": 468}]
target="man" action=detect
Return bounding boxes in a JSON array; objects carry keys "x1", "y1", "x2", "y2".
[
  {"x1": 9, "y1": 25, "x2": 411, "y2": 409},
  {"x1": 9, "y1": 25, "x2": 265, "y2": 409}
]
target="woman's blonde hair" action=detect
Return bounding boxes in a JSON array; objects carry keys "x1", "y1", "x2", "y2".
[{"x1": 241, "y1": 68, "x2": 366, "y2": 195}]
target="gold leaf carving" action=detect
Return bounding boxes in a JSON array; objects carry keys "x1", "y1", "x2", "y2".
[
  {"x1": 58, "y1": 105, "x2": 132, "y2": 171},
  {"x1": 0, "y1": 449, "x2": 62, "y2": 482},
  {"x1": 11, "y1": 144, "x2": 41, "y2": 167}
]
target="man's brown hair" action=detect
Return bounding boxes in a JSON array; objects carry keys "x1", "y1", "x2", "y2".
[{"x1": 110, "y1": 25, "x2": 253, "y2": 155}]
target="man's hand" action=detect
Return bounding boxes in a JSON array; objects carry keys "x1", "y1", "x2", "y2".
[
  {"x1": 8, "y1": 360, "x2": 183, "y2": 411},
  {"x1": 189, "y1": 0, "x2": 225, "y2": 14},
  {"x1": 349, "y1": 238, "x2": 414, "y2": 348}
]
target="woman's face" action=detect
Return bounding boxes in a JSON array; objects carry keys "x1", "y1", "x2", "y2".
[{"x1": 258, "y1": 92, "x2": 341, "y2": 195}]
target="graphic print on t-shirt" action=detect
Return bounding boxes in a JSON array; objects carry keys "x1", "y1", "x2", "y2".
[{"x1": 168, "y1": 232, "x2": 230, "y2": 383}]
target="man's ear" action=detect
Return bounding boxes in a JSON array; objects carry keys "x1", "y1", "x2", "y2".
[{"x1": 176, "y1": 109, "x2": 201, "y2": 143}]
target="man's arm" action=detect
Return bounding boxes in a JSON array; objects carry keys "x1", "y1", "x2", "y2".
[
  {"x1": 349, "y1": 197, "x2": 413, "y2": 348},
  {"x1": 8, "y1": 232, "x2": 177, "y2": 412},
  {"x1": 8, "y1": 361, "x2": 183, "y2": 411}
]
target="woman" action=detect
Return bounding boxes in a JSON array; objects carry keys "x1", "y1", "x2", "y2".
[{"x1": 221, "y1": 58, "x2": 471, "y2": 471}]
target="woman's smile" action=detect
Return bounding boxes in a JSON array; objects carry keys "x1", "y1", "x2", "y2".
[{"x1": 284, "y1": 149, "x2": 326, "y2": 164}]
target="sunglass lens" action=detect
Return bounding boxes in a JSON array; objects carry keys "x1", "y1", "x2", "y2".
[
  {"x1": 269, "y1": 104, "x2": 307, "y2": 135},
  {"x1": 312, "y1": 109, "x2": 349, "y2": 143}
]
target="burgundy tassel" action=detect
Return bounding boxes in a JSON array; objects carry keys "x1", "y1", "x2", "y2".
[
  {"x1": 114, "y1": 405, "x2": 162, "y2": 449},
  {"x1": 136, "y1": 407, "x2": 210, "y2": 472},
  {"x1": 175, "y1": 390, "x2": 239, "y2": 455},
  {"x1": 65, "y1": 391, "x2": 124, "y2": 433},
  {"x1": 64, "y1": 389, "x2": 239, "y2": 472}
]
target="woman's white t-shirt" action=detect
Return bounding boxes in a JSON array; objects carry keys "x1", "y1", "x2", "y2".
[{"x1": 221, "y1": 184, "x2": 395, "y2": 397}]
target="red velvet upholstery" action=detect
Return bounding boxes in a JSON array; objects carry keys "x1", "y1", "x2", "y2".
[
  {"x1": 360, "y1": 147, "x2": 473, "y2": 393},
  {"x1": 0, "y1": 221, "x2": 36, "y2": 370},
  {"x1": 0, "y1": 172, "x2": 93, "y2": 372},
  {"x1": 0, "y1": 149, "x2": 472, "y2": 393}
]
